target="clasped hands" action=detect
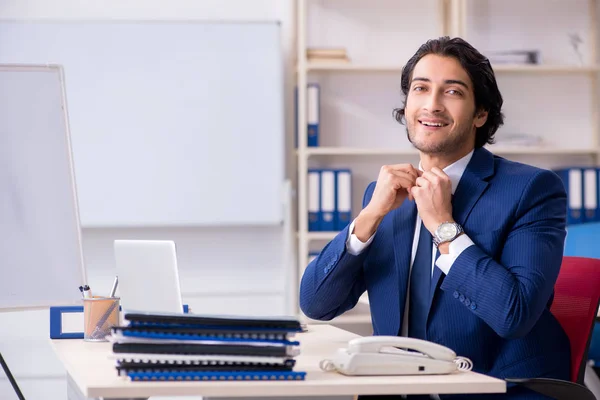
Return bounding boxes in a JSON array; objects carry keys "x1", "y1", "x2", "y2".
[{"x1": 364, "y1": 164, "x2": 454, "y2": 236}]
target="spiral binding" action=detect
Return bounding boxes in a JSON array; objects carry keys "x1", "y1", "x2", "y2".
[{"x1": 454, "y1": 356, "x2": 473, "y2": 372}]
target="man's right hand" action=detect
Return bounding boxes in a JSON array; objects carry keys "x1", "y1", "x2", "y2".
[{"x1": 352, "y1": 164, "x2": 421, "y2": 242}]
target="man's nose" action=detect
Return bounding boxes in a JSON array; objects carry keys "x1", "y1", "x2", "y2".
[{"x1": 424, "y1": 93, "x2": 445, "y2": 113}]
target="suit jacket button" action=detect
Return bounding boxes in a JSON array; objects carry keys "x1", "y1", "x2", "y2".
[
  {"x1": 464, "y1": 298, "x2": 471, "y2": 306},
  {"x1": 453, "y1": 291, "x2": 459, "y2": 299},
  {"x1": 459, "y1": 294, "x2": 465, "y2": 303},
  {"x1": 470, "y1": 302, "x2": 477, "y2": 310}
]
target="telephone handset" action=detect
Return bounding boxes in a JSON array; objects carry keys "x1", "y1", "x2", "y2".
[{"x1": 320, "y1": 336, "x2": 473, "y2": 376}]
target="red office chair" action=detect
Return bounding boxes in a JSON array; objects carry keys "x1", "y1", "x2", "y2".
[{"x1": 506, "y1": 256, "x2": 600, "y2": 400}]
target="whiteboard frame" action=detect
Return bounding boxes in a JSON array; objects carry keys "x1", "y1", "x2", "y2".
[{"x1": 0, "y1": 63, "x2": 88, "y2": 311}]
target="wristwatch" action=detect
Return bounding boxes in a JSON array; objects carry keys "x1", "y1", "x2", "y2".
[{"x1": 432, "y1": 221, "x2": 464, "y2": 247}]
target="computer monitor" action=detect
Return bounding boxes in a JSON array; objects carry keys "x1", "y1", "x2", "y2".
[{"x1": 113, "y1": 240, "x2": 184, "y2": 314}]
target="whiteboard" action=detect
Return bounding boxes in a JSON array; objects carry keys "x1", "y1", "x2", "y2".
[
  {"x1": 0, "y1": 21, "x2": 285, "y2": 227},
  {"x1": 0, "y1": 65, "x2": 86, "y2": 310}
]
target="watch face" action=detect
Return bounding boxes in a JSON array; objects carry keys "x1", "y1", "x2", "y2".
[{"x1": 438, "y1": 223, "x2": 458, "y2": 240}]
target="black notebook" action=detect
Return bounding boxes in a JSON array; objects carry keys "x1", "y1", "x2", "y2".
[
  {"x1": 124, "y1": 311, "x2": 302, "y2": 331},
  {"x1": 112, "y1": 342, "x2": 298, "y2": 357},
  {"x1": 116, "y1": 359, "x2": 295, "y2": 373}
]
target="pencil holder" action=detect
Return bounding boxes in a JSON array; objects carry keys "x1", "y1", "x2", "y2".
[{"x1": 83, "y1": 296, "x2": 120, "y2": 342}]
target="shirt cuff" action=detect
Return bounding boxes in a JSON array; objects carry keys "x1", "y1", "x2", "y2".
[
  {"x1": 346, "y1": 219, "x2": 376, "y2": 255},
  {"x1": 435, "y1": 234, "x2": 474, "y2": 275}
]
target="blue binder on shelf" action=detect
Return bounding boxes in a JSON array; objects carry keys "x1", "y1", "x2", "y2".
[
  {"x1": 49, "y1": 304, "x2": 190, "y2": 339},
  {"x1": 294, "y1": 84, "x2": 320, "y2": 148},
  {"x1": 335, "y1": 169, "x2": 352, "y2": 230},
  {"x1": 554, "y1": 168, "x2": 584, "y2": 225},
  {"x1": 307, "y1": 83, "x2": 320, "y2": 147},
  {"x1": 320, "y1": 169, "x2": 336, "y2": 231},
  {"x1": 308, "y1": 169, "x2": 321, "y2": 231},
  {"x1": 583, "y1": 168, "x2": 598, "y2": 223}
]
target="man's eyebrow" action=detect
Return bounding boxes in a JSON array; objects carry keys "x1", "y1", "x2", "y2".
[
  {"x1": 411, "y1": 77, "x2": 430, "y2": 84},
  {"x1": 445, "y1": 79, "x2": 469, "y2": 89},
  {"x1": 411, "y1": 77, "x2": 469, "y2": 89}
]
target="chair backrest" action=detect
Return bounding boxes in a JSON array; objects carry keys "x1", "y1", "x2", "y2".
[{"x1": 550, "y1": 256, "x2": 600, "y2": 383}]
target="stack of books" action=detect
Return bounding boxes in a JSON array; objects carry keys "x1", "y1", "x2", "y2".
[
  {"x1": 107, "y1": 311, "x2": 305, "y2": 382},
  {"x1": 306, "y1": 47, "x2": 350, "y2": 63}
]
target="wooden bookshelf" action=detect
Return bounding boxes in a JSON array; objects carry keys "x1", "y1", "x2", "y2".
[{"x1": 293, "y1": 0, "x2": 600, "y2": 333}]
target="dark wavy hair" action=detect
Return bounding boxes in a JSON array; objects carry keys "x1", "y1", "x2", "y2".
[{"x1": 393, "y1": 36, "x2": 504, "y2": 148}]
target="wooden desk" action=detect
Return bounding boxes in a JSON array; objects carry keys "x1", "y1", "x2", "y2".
[{"x1": 50, "y1": 324, "x2": 506, "y2": 399}]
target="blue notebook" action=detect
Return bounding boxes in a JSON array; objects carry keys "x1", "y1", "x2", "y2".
[
  {"x1": 124, "y1": 311, "x2": 302, "y2": 331},
  {"x1": 125, "y1": 370, "x2": 306, "y2": 381},
  {"x1": 114, "y1": 329, "x2": 299, "y2": 346}
]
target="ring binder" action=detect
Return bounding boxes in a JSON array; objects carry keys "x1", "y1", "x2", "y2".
[
  {"x1": 49, "y1": 304, "x2": 190, "y2": 339},
  {"x1": 114, "y1": 328, "x2": 299, "y2": 345}
]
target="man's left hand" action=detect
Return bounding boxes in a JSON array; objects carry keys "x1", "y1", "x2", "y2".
[{"x1": 410, "y1": 167, "x2": 454, "y2": 234}]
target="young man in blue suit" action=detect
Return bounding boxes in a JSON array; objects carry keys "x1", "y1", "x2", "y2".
[{"x1": 299, "y1": 37, "x2": 570, "y2": 400}]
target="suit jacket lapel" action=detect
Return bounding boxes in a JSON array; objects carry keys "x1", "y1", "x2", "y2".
[
  {"x1": 425, "y1": 147, "x2": 495, "y2": 316},
  {"x1": 451, "y1": 147, "x2": 495, "y2": 226},
  {"x1": 392, "y1": 199, "x2": 417, "y2": 334}
]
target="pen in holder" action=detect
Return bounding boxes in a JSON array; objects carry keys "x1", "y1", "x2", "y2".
[{"x1": 83, "y1": 296, "x2": 120, "y2": 342}]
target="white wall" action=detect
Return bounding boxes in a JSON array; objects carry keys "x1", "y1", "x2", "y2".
[{"x1": 0, "y1": 1, "x2": 296, "y2": 399}]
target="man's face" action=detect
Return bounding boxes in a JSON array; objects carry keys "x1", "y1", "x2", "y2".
[{"x1": 404, "y1": 54, "x2": 487, "y2": 155}]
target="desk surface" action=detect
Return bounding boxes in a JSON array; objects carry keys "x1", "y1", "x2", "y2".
[{"x1": 50, "y1": 324, "x2": 506, "y2": 398}]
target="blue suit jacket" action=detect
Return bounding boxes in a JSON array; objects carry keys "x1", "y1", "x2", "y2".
[{"x1": 300, "y1": 147, "x2": 570, "y2": 382}]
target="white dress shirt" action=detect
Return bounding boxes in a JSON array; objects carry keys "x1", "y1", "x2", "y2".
[{"x1": 346, "y1": 150, "x2": 475, "y2": 336}]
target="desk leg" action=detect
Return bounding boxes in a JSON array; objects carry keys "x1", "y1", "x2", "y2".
[{"x1": 66, "y1": 373, "x2": 147, "y2": 400}]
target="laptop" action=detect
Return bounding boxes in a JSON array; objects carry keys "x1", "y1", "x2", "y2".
[{"x1": 113, "y1": 240, "x2": 184, "y2": 314}]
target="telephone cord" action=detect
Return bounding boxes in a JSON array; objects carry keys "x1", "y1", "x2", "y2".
[
  {"x1": 454, "y1": 356, "x2": 473, "y2": 372},
  {"x1": 319, "y1": 359, "x2": 336, "y2": 372}
]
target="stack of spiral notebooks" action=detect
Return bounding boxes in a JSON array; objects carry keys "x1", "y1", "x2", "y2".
[{"x1": 107, "y1": 311, "x2": 305, "y2": 382}]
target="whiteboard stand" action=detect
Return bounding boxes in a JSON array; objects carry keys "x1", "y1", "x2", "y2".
[{"x1": 0, "y1": 353, "x2": 24, "y2": 399}]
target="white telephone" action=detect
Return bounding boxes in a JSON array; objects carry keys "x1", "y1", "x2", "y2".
[{"x1": 320, "y1": 336, "x2": 473, "y2": 376}]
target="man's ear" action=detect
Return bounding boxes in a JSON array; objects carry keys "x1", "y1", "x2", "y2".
[{"x1": 474, "y1": 109, "x2": 488, "y2": 128}]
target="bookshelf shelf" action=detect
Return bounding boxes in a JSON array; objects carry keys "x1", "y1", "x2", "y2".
[
  {"x1": 303, "y1": 147, "x2": 418, "y2": 156},
  {"x1": 301, "y1": 300, "x2": 372, "y2": 325},
  {"x1": 300, "y1": 146, "x2": 598, "y2": 157},
  {"x1": 303, "y1": 314, "x2": 373, "y2": 325},
  {"x1": 305, "y1": 63, "x2": 402, "y2": 72},
  {"x1": 493, "y1": 65, "x2": 600, "y2": 73},
  {"x1": 301, "y1": 231, "x2": 339, "y2": 241},
  {"x1": 489, "y1": 146, "x2": 598, "y2": 155},
  {"x1": 304, "y1": 62, "x2": 600, "y2": 74}
]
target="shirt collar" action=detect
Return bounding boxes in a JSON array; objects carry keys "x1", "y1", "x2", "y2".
[{"x1": 418, "y1": 150, "x2": 474, "y2": 195}]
